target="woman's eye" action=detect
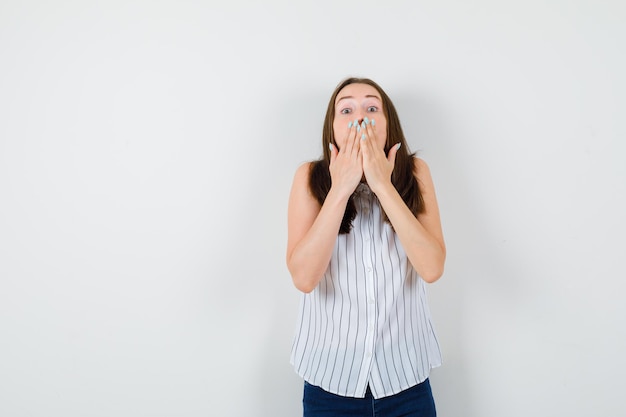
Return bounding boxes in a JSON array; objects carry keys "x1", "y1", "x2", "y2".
[
  {"x1": 340, "y1": 108, "x2": 352, "y2": 114},
  {"x1": 367, "y1": 106, "x2": 378, "y2": 112}
]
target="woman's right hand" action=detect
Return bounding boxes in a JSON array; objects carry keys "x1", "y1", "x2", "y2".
[
  {"x1": 286, "y1": 120, "x2": 363, "y2": 293},
  {"x1": 329, "y1": 119, "x2": 363, "y2": 198}
]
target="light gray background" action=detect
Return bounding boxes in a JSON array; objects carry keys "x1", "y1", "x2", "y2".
[{"x1": 1, "y1": 1, "x2": 625, "y2": 416}]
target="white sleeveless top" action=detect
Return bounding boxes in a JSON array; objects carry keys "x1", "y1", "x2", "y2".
[{"x1": 290, "y1": 183, "x2": 442, "y2": 399}]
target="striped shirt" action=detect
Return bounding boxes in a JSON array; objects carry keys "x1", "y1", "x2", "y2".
[{"x1": 290, "y1": 183, "x2": 442, "y2": 399}]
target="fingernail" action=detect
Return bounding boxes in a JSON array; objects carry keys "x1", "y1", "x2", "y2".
[
  {"x1": 396, "y1": 143, "x2": 401, "y2": 150},
  {"x1": 361, "y1": 134, "x2": 366, "y2": 141},
  {"x1": 372, "y1": 119, "x2": 376, "y2": 126},
  {"x1": 353, "y1": 118, "x2": 358, "y2": 126},
  {"x1": 348, "y1": 121, "x2": 352, "y2": 128},
  {"x1": 361, "y1": 121, "x2": 366, "y2": 129},
  {"x1": 357, "y1": 124, "x2": 361, "y2": 132},
  {"x1": 364, "y1": 117, "x2": 369, "y2": 125},
  {"x1": 329, "y1": 143, "x2": 334, "y2": 151}
]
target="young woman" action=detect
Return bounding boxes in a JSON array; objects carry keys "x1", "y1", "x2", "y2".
[{"x1": 287, "y1": 77, "x2": 445, "y2": 416}]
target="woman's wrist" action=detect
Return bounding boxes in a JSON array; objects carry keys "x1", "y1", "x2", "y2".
[
  {"x1": 370, "y1": 179, "x2": 396, "y2": 199},
  {"x1": 326, "y1": 185, "x2": 353, "y2": 206}
]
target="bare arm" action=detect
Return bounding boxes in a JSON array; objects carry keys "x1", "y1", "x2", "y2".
[
  {"x1": 361, "y1": 122, "x2": 446, "y2": 283},
  {"x1": 286, "y1": 123, "x2": 363, "y2": 293},
  {"x1": 373, "y1": 158, "x2": 446, "y2": 283},
  {"x1": 286, "y1": 163, "x2": 349, "y2": 293}
]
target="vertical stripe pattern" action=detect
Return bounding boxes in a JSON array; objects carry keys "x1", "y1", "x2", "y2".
[{"x1": 290, "y1": 183, "x2": 442, "y2": 399}]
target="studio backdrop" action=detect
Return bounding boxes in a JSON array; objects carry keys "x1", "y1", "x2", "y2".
[{"x1": 1, "y1": 1, "x2": 624, "y2": 416}]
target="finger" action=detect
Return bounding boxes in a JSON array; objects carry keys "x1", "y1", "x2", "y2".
[
  {"x1": 366, "y1": 119, "x2": 381, "y2": 149},
  {"x1": 349, "y1": 118, "x2": 360, "y2": 154},
  {"x1": 329, "y1": 142, "x2": 338, "y2": 165},
  {"x1": 358, "y1": 123, "x2": 367, "y2": 157},
  {"x1": 369, "y1": 118, "x2": 386, "y2": 156},
  {"x1": 361, "y1": 121, "x2": 375, "y2": 156},
  {"x1": 387, "y1": 143, "x2": 401, "y2": 164},
  {"x1": 344, "y1": 118, "x2": 359, "y2": 154}
]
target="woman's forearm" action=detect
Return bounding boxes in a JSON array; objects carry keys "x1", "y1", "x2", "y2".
[
  {"x1": 374, "y1": 183, "x2": 446, "y2": 283},
  {"x1": 287, "y1": 187, "x2": 350, "y2": 293}
]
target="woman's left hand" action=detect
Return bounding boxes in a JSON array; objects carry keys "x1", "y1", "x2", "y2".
[{"x1": 360, "y1": 120, "x2": 400, "y2": 194}]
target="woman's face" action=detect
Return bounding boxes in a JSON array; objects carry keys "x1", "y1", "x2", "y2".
[{"x1": 332, "y1": 83, "x2": 387, "y2": 151}]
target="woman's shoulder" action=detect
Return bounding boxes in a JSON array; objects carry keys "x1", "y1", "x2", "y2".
[
  {"x1": 292, "y1": 160, "x2": 319, "y2": 188},
  {"x1": 295, "y1": 159, "x2": 329, "y2": 180},
  {"x1": 293, "y1": 160, "x2": 318, "y2": 178},
  {"x1": 412, "y1": 156, "x2": 431, "y2": 177},
  {"x1": 289, "y1": 161, "x2": 322, "y2": 210},
  {"x1": 295, "y1": 161, "x2": 313, "y2": 175}
]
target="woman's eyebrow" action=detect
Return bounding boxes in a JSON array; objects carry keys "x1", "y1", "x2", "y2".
[{"x1": 336, "y1": 94, "x2": 382, "y2": 103}]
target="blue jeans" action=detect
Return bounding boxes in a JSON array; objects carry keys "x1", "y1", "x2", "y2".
[{"x1": 303, "y1": 379, "x2": 436, "y2": 417}]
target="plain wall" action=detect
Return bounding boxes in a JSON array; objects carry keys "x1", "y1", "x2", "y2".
[{"x1": 1, "y1": 1, "x2": 625, "y2": 416}]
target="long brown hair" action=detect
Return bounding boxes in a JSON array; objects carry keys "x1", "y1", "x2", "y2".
[{"x1": 309, "y1": 77, "x2": 424, "y2": 234}]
